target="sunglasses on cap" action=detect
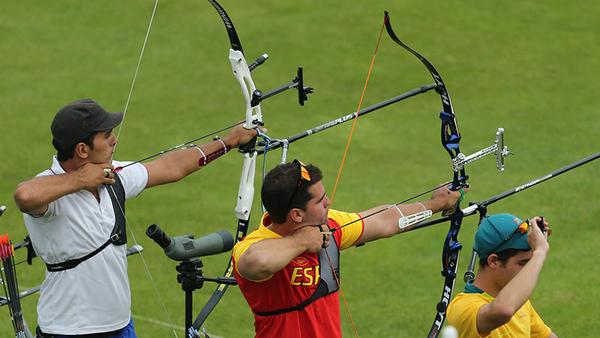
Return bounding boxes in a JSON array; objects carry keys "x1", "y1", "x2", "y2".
[
  {"x1": 287, "y1": 159, "x2": 312, "y2": 209},
  {"x1": 488, "y1": 218, "x2": 545, "y2": 255}
]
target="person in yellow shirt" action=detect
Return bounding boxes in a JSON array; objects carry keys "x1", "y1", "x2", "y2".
[{"x1": 447, "y1": 213, "x2": 557, "y2": 337}]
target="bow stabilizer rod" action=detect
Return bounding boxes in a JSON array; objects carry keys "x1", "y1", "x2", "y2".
[{"x1": 257, "y1": 83, "x2": 437, "y2": 154}]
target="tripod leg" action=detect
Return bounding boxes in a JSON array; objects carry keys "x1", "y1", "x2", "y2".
[{"x1": 186, "y1": 289, "x2": 193, "y2": 333}]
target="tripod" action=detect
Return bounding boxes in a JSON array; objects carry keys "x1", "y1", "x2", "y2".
[{"x1": 176, "y1": 258, "x2": 237, "y2": 334}]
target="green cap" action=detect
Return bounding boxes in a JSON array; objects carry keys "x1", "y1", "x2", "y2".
[{"x1": 474, "y1": 213, "x2": 530, "y2": 259}]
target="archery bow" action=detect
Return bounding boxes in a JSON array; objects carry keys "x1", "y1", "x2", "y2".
[
  {"x1": 383, "y1": 12, "x2": 468, "y2": 338},
  {"x1": 190, "y1": 1, "x2": 313, "y2": 335},
  {"x1": 189, "y1": 1, "x2": 261, "y2": 334},
  {"x1": 322, "y1": 11, "x2": 466, "y2": 336},
  {"x1": 383, "y1": 12, "x2": 512, "y2": 337}
]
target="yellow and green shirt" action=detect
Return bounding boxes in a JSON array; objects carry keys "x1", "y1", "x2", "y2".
[{"x1": 447, "y1": 283, "x2": 552, "y2": 338}]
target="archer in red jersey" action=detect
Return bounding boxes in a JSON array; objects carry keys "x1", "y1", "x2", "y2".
[{"x1": 233, "y1": 160, "x2": 464, "y2": 337}]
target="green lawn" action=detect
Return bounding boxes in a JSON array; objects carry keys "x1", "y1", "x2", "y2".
[{"x1": 1, "y1": 1, "x2": 599, "y2": 337}]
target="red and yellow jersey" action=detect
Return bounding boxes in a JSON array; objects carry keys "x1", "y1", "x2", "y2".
[
  {"x1": 232, "y1": 209, "x2": 364, "y2": 338},
  {"x1": 447, "y1": 290, "x2": 552, "y2": 338}
]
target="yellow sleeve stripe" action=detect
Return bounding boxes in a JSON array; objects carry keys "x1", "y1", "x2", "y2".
[{"x1": 327, "y1": 209, "x2": 364, "y2": 250}]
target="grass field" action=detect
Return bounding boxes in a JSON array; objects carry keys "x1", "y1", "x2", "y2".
[{"x1": 1, "y1": 1, "x2": 599, "y2": 337}]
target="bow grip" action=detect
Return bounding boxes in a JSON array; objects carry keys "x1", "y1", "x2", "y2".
[{"x1": 238, "y1": 135, "x2": 257, "y2": 154}]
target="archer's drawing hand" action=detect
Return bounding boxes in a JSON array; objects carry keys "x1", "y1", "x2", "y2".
[
  {"x1": 293, "y1": 225, "x2": 328, "y2": 253},
  {"x1": 76, "y1": 162, "x2": 115, "y2": 190}
]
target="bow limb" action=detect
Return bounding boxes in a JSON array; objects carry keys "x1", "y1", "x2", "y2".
[
  {"x1": 384, "y1": 12, "x2": 465, "y2": 338},
  {"x1": 384, "y1": 12, "x2": 465, "y2": 192}
]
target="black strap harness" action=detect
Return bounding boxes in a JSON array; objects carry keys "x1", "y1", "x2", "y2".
[
  {"x1": 45, "y1": 175, "x2": 127, "y2": 272},
  {"x1": 253, "y1": 237, "x2": 340, "y2": 317}
]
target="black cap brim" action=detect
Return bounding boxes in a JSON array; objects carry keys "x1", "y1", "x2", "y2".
[{"x1": 93, "y1": 111, "x2": 124, "y2": 131}]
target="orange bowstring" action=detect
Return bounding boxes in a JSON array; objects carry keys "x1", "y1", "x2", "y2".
[
  {"x1": 326, "y1": 15, "x2": 388, "y2": 338},
  {"x1": 323, "y1": 244, "x2": 359, "y2": 336},
  {"x1": 330, "y1": 16, "x2": 388, "y2": 205}
]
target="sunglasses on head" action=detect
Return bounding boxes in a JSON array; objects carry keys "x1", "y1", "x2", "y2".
[
  {"x1": 488, "y1": 220, "x2": 530, "y2": 255},
  {"x1": 287, "y1": 159, "x2": 311, "y2": 209}
]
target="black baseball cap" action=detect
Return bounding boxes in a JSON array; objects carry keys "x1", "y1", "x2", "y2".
[{"x1": 51, "y1": 99, "x2": 123, "y2": 149}]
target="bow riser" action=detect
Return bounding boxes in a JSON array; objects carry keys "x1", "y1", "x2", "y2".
[
  {"x1": 228, "y1": 48, "x2": 261, "y2": 222},
  {"x1": 432, "y1": 285, "x2": 453, "y2": 332},
  {"x1": 235, "y1": 154, "x2": 257, "y2": 222},
  {"x1": 229, "y1": 49, "x2": 263, "y2": 129}
]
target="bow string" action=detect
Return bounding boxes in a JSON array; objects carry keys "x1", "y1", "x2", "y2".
[{"x1": 109, "y1": 0, "x2": 182, "y2": 337}]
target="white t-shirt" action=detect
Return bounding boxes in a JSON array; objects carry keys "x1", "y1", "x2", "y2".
[{"x1": 23, "y1": 157, "x2": 148, "y2": 335}]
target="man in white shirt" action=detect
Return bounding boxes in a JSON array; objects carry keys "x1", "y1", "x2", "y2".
[{"x1": 14, "y1": 98, "x2": 257, "y2": 337}]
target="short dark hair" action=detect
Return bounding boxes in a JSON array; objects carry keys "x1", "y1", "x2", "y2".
[
  {"x1": 261, "y1": 161, "x2": 323, "y2": 224},
  {"x1": 53, "y1": 132, "x2": 95, "y2": 162},
  {"x1": 478, "y1": 248, "x2": 528, "y2": 268}
]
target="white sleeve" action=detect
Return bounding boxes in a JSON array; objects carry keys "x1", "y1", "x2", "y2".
[{"x1": 112, "y1": 160, "x2": 148, "y2": 199}]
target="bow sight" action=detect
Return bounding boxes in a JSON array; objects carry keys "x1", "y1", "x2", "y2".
[
  {"x1": 250, "y1": 66, "x2": 314, "y2": 107},
  {"x1": 451, "y1": 128, "x2": 511, "y2": 173}
]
